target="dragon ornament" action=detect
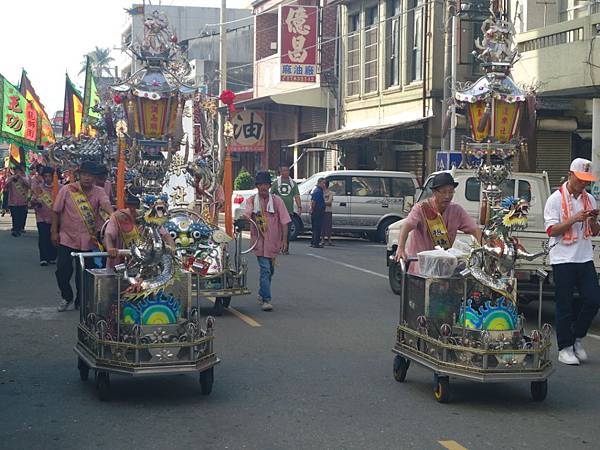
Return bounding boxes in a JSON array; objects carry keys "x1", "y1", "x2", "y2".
[{"x1": 468, "y1": 196, "x2": 547, "y2": 301}]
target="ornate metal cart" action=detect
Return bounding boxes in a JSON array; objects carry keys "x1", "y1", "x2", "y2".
[
  {"x1": 392, "y1": 259, "x2": 553, "y2": 403},
  {"x1": 393, "y1": 6, "x2": 554, "y2": 403},
  {"x1": 73, "y1": 251, "x2": 219, "y2": 401}
]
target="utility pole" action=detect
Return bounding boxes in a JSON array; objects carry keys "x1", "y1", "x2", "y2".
[
  {"x1": 450, "y1": 10, "x2": 457, "y2": 159},
  {"x1": 442, "y1": 1, "x2": 452, "y2": 158},
  {"x1": 219, "y1": 0, "x2": 233, "y2": 235}
]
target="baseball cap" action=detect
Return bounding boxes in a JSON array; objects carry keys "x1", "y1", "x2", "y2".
[{"x1": 570, "y1": 158, "x2": 598, "y2": 182}]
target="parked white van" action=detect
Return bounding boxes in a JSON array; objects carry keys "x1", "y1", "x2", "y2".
[{"x1": 294, "y1": 170, "x2": 420, "y2": 241}]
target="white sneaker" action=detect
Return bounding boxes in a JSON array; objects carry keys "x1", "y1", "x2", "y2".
[
  {"x1": 558, "y1": 346, "x2": 580, "y2": 365},
  {"x1": 40, "y1": 260, "x2": 48, "y2": 266},
  {"x1": 573, "y1": 339, "x2": 588, "y2": 362},
  {"x1": 261, "y1": 301, "x2": 273, "y2": 311},
  {"x1": 57, "y1": 300, "x2": 74, "y2": 312}
]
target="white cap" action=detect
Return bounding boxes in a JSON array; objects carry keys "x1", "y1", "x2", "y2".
[{"x1": 570, "y1": 158, "x2": 597, "y2": 182}]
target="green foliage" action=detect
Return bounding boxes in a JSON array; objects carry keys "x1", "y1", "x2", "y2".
[{"x1": 234, "y1": 168, "x2": 255, "y2": 190}]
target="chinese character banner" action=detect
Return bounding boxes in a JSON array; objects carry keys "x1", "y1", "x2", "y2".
[
  {"x1": 280, "y1": 5, "x2": 318, "y2": 83},
  {"x1": 20, "y1": 70, "x2": 55, "y2": 147},
  {"x1": 0, "y1": 75, "x2": 40, "y2": 149},
  {"x1": 231, "y1": 110, "x2": 265, "y2": 152}
]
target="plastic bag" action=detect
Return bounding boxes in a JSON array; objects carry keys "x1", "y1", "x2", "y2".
[{"x1": 417, "y1": 249, "x2": 458, "y2": 278}]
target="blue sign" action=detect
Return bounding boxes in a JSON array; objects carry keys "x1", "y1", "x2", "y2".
[{"x1": 436, "y1": 152, "x2": 463, "y2": 170}]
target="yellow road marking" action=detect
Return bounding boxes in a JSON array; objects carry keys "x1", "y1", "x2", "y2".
[
  {"x1": 205, "y1": 296, "x2": 262, "y2": 328},
  {"x1": 439, "y1": 441, "x2": 469, "y2": 450}
]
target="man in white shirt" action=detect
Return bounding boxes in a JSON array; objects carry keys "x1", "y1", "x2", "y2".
[{"x1": 544, "y1": 158, "x2": 600, "y2": 365}]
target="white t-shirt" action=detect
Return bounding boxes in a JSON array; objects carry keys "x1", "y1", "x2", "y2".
[{"x1": 544, "y1": 189, "x2": 597, "y2": 265}]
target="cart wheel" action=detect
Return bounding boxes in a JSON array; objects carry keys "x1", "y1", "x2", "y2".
[
  {"x1": 78, "y1": 358, "x2": 89, "y2": 381},
  {"x1": 199, "y1": 367, "x2": 214, "y2": 395},
  {"x1": 96, "y1": 371, "x2": 110, "y2": 401},
  {"x1": 393, "y1": 355, "x2": 410, "y2": 382},
  {"x1": 531, "y1": 380, "x2": 548, "y2": 402},
  {"x1": 222, "y1": 297, "x2": 231, "y2": 308},
  {"x1": 433, "y1": 375, "x2": 450, "y2": 403},
  {"x1": 213, "y1": 298, "x2": 225, "y2": 316}
]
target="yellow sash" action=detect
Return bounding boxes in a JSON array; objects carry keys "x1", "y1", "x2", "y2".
[
  {"x1": 38, "y1": 190, "x2": 53, "y2": 209},
  {"x1": 114, "y1": 211, "x2": 141, "y2": 248},
  {"x1": 68, "y1": 184, "x2": 104, "y2": 250},
  {"x1": 13, "y1": 177, "x2": 30, "y2": 201},
  {"x1": 421, "y1": 201, "x2": 451, "y2": 250}
]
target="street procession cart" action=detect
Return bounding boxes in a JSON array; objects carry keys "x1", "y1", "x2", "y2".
[
  {"x1": 43, "y1": 9, "x2": 255, "y2": 399},
  {"x1": 392, "y1": 6, "x2": 554, "y2": 403}
]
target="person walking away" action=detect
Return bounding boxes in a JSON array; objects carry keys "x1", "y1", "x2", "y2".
[
  {"x1": 6, "y1": 165, "x2": 30, "y2": 236},
  {"x1": 94, "y1": 164, "x2": 113, "y2": 204},
  {"x1": 544, "y1": 158, "x2": 600, "y2": 365},
  {"x1": 394, "y1": 172, "x2": 481, "y2": 273},
  {"x1": 310, "y1": 178, "x2": 326, "y2": 248},
  {"x1": 244, "y1": 171, "x2": 290, "y2": 311},
  {"x1": 31, "y1": 167, "x2": 57, "y2": 265},
  {"x1": 271, "y1": 164, "x2": 302, "y2": 254},
  {"x1": 52, "y1": 161, "x2": 113, "y2": 311},
  {"x1": 321, "y1": 180, "x2": 334, "y2": 246}
]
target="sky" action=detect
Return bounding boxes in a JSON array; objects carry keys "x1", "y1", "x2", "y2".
[{"x1": 0, "y1": 0, "x2": 250, "y2": 118}]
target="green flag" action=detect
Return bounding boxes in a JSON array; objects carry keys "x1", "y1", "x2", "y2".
[
  {"x1": 83, "y1": 57, "x2": 101, "y2": 122},
  {"x1": 0, "y1": 74, "x2": 40, "y2": 149}
]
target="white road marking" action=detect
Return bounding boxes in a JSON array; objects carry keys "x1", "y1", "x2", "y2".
[{"x1": 306, "y1": 253, "x2": 387, "y2": 279}]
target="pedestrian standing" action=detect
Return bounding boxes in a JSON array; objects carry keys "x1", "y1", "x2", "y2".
[
  {"x1": 244, "y1": 171, "x2": 291, "y2": 311},
  {"x1": 94, "y1": 164, "x2": 113, "y2": 204},
  {"x1": 309, "y1": 177, "x2": 326, "y2": 248},
  {"x1": 31, "y1": 167, "x2": 57, "y2": 266},
  {"x1": 6, "y1": 165, "x2": 30, "y2": 237},
  {"x1": 270, "y1": 164, "x2": 302, "y2": 254},
  {"x1": 321, "y1": 180, "x2": 334, "y2": 246},
  {"x1": 544, "y1": 158, "x2": 600, "y2": 365},
  {"x1": 52, "y1": 161, "x2": 113, "y2": 311}
]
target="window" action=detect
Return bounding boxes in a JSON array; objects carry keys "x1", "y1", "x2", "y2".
[
  {"x1": 464, "y1": 178, "x2": 532, "y2": 202},
  {"x1": 364, "y1": 6, "x2": 379, "y2": 93},
  {"x1": 347, "y1": 14, "x2": 360, "y2": 97},
  {"x1": 408, "y1": 0, "x2": 423, "y2": 82},
  {"x1": 390, "y1": 177, "x2": 416, "y2": 197},
  {"x1": 386, "y1": 0, "x2": 402, "y2": 87},
  {"x1": 351, "y1": 176, "x2": 387, "y2": 197},
  {"x1": 326, "y1": 176, "x2": 348, "y2": 195}
]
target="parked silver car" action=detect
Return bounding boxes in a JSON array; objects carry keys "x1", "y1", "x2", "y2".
[{"x1": 295, "y1": 170, "x2": 420, "y2": 241}]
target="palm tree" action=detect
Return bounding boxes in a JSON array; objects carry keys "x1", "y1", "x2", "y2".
[{"x1": 79, "y1": 47, "x2": 115, "y2": 78}]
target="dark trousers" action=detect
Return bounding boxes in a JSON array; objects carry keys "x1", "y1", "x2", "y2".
[
  {"x1": 37, "y1": 222, "x2": 57, "y2": 262},
  {"x1": 55, "y1": 244, "x2": 94, "y2": 306},
  {"x1": 553, "y1": 261, "x2": 600, "y2": 350},
  {"x1": 9, "y1": 205, "x2": 27, "y2": 232},
  {"x1": 311, "y1": 209, "x2": 324, "y2": 246}
]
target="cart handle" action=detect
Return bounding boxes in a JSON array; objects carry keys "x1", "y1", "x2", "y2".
[
  {"x1": 71, "y1": 250, "x2": 131, "y2": 258},
  {"x1": 397, "y1": 256, "x2": 417, "y2": 274}
]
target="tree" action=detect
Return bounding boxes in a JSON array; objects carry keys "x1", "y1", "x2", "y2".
[{"x1": 79, "y1": 47, "x2": 115, "y2": 78}]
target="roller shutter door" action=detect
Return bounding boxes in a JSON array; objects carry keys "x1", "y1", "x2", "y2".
[
  {"x1": 536, "y1": 131, "x2": 572, "y2": 189},
  {"x1": 395, "y1": 150, "x2": 423, "y2": 180}
]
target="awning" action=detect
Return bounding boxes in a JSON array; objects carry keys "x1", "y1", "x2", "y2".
[
  {"x1": 288, "y1": 114, "x2": 433, "y2": 147},
  {"x1": 231, "y1": 86, "x2": 335, "y2": 110}
]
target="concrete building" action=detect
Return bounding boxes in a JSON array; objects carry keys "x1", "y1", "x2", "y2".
[
  {"x1": 511, "y1": 1, "x2": 600, "y2": 187},
  {"x1": 120, "y1": 4, "x2": 253, "y2": 94},
  {"x1": 225, "y1": 0, "x2": 338, "y2": 178},
  {"x1": 290, "y1": 0, "x2": 489, "y2": 180}
]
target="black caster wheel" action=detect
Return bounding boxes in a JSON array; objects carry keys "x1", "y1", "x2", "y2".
[
  {"x1": 433, "y1": 375, "x2": 450, "y2": 403},
  {"x1": 531, "y1": 380, "x2": 548, "y2": 402},
  {"x1": 221, "y1": 297, "x2": 231, "y2": 308},
  {"x1": 213, "y1": 298, "x2": 225, "y2": 316},
  {"x1": 393, "y1": 355, "x2": 410, "y2": 382},
  {"x1": 199, "y1": 367, "x2": 214, "y2": 396},
  {"x1": 96, "y1": 371, "x2": 110, "y2": 401},
  {"x1": 78, "y1": 358, "x2": 89, "y2": 381}
]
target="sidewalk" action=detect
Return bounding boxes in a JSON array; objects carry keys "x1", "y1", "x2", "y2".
[{"x1": 0, "y1": 208, "x2": 38, "y2": 232}]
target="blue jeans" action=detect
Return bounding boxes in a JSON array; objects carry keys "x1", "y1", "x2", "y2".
[
  {"x1": 257, "y1": 256, "x2": 275, "y2": 301},
  {"x1": 553, "y1": 261, "x2": 600, "y2": 350}
]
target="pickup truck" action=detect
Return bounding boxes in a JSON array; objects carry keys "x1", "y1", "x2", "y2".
[{"x1": 385, "y1": 169, "x2": 600, "y2": 302}]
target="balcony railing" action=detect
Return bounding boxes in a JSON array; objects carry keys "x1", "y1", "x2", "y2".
[{"x1": 518, "y1": 27, "x2": 584, "y2": 52}]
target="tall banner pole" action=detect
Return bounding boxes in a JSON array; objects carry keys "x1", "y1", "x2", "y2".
[{"x1": 116, "y1": 135, "x2": 126, "y2": 209}]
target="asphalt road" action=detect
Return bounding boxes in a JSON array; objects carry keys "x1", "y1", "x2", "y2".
[{"x1": 1, "y1": 216, "x2": 600, "y2": 450}]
